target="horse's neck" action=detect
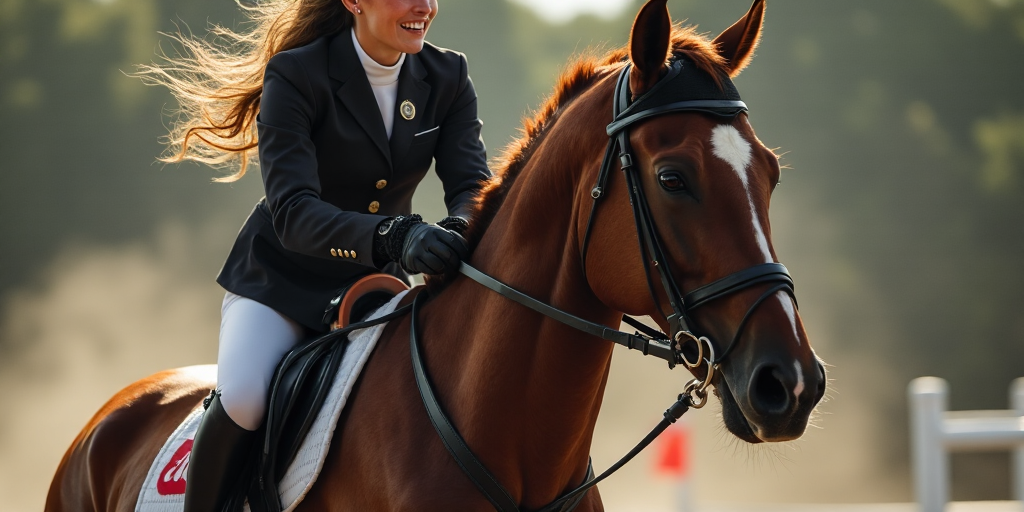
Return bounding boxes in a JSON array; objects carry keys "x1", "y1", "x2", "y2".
[{"x1": 421, "y1": 90, "x2": 620, "y2": 507}]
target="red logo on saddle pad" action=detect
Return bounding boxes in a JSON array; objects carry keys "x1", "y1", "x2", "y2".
[{"x1": 157, "y1": 439, "x2": 193, "y2": 495}]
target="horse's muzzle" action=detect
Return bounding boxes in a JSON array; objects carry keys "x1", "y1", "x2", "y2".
[{"x1": 718, "y1": 358, "x2": 826, "y2": 443}]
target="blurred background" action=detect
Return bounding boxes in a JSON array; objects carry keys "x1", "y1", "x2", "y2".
[{"x1": 1, "y1": 0, "x2": 1023, "y2": 510}]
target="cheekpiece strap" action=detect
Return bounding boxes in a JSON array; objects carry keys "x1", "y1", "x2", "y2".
[{"x1": 609, "y1": 65, "x2": 692, "y2": 335}]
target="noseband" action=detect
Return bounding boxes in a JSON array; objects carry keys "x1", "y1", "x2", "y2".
[{"x1": 410, "y1": 60, "x2": 799, "y2": 512}]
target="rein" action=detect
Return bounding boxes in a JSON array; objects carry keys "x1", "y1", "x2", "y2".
[
  {"x1": 410, "y1": 288, "x2": 691, "y2": 512},
  {"x1": 408, "y1": 61, "x2": 798, "y2": 512}
]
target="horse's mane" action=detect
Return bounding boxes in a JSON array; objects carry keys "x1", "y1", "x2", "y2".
[{"x1": 427, "y1": 26, "x2": 725, "y2": 289}]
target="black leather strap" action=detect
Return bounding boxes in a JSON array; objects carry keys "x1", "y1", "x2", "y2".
[
  {"x1": 459, "y1": 263, "x2": 677, "y2": 364},
  {"x1": 622, "y1": 149, "x2": 692, "y2": 335},
  {"x1": 537, "y1": 395, "x2": 690, "y2": 512},
  {"x1": 409, "y1": 290, "x2": 692, "y2": 512},
  {"x1": 620, "y1": 315, "x2": 668, "y2": 339},
  {"x1": 683, "y1": 263, "x2": 794, "y2": 311},
  {"x1": 410, "y1": 292, "x2": 521, "y2": 512},
  {"x1": 552, "y1": 461, "x2": 594, "y2": 512},
  {"x1": 606, "y1": 100, "x2": 748, "y2": 135},
  {"x1": 615, "y1": 70, "x2": 680, "y2": 330},
  {"x1": 714, "y1": 282, "x2": 796, "y2": 364},
  {"x1": 578, "y1": 139, "x2": 620, "y2": 279}
]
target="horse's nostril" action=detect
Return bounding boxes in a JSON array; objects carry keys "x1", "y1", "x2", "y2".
[{"x1": 750, "y1": 365, "x2": 790, "y2": 415}]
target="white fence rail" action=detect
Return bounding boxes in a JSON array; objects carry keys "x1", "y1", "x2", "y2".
[{"x1": 908, "y1": 377, "x2": 1024, "y2": 512}]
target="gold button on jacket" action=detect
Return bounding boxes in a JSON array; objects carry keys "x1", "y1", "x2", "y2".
[
  {"x1": 368, "y1": 201, "x2": 380, "y2": 213},
  {"x1": 375, "y1": 179, "x2": 388, "y2": 190}
]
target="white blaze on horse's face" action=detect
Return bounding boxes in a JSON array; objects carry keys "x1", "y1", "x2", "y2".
[
  {"x1": 709, "y1": 124, "x2": 770, "y2": 262},
  {"x1": 711, "y1": 124, "x2": 805, "y2": 375}
]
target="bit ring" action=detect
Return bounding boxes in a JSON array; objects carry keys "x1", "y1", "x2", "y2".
[
  {"x1": 674, "y1": 330, "x2": 704, "y2": 369},
  {"x1": 698, "y1": 340, "x2": 716, "y2": 391},
  {"x1": 683, "y1": 378, "x2": 709, "y2": 408}
]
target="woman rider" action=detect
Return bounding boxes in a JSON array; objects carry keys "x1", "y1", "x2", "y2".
[{"x1": 139, "y1": 0, "x2": 489, "y2": 509}]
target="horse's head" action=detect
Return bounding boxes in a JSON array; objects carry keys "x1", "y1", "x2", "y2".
[{"x1": 583, "y1": 0, "x2": 825, "y2": 443}]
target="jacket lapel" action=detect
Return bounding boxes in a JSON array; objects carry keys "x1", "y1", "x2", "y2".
[
  {"x1": 329, "y1": 31, "x2": 393, "y2": 169},
  {"x1": 389, "y1": 54, "x2": 431, "y2": 169}
]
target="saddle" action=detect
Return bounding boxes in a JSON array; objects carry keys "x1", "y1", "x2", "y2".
[{"x1": 240, "y1": 273, "x2": 409, "y2": 512}]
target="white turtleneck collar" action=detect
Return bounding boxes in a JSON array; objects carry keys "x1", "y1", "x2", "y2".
[
  {"x1": 351, "y1": 30, "x2": 405, "y2": 138},
  {"x1": 352, "y1": 30, "x2": 406, "y2": 85}
]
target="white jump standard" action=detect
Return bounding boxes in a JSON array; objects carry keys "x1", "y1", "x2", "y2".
[{"x1": 908, "y1": 377, "x2": 1024, "y2": 512}]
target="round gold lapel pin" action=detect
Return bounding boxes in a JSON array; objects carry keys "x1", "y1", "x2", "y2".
[{"x1": 400, "y1": 100, "x2": 415, "y2": 121}]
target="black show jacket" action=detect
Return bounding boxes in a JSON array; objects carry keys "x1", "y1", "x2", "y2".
[{"x1": 217, "y1": 29, "x2": 490, "y2": 331}]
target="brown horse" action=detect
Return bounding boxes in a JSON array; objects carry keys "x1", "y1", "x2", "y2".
[{"x1": 46, "y1": 0, "x2": 825, "y2": 510}]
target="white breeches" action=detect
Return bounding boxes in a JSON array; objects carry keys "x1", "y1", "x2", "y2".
[{"x1": 217, "y1": 292, "x2": 305, "y2": 431}]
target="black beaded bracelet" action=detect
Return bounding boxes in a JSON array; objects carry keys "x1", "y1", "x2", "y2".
[
  {"x1": 437, "y1": 215, "x2": 469, "y2": 236},
  {"x1": 373, "y1": 214, "x2": 424, "y2": 267}
]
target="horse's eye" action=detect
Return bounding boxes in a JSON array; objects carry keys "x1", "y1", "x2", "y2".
[{"x1": 658, "y1": 171, "x2": 686, "y2": 192}]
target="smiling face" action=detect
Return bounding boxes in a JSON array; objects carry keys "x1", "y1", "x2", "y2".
[{"x1": 344, "y1": 0, "x2": 437, "y2": 65}]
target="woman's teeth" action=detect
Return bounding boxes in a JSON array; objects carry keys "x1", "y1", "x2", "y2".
[{"x1": 401, "y1": 21, "x2": 425, "y2": 30}]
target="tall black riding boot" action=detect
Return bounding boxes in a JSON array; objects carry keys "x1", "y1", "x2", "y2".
[{"x1": 184, "y1": 392, "x2": 255, "y2": 512}]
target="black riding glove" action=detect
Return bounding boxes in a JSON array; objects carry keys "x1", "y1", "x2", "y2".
[
  {"x1": 401, "y1": 223, "x2": 469, "y2": 275},
  {"x1": 374, "y1": 215, "x2": 469, "y2": 275}
]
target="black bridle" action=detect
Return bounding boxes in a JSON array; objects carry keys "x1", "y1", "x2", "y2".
[
  {"x1": 580, "y1": 61, "x2": 796, "y2": 376},
  {"x1": 409, "y1": 61, "x2": 798, "y2": 512}
]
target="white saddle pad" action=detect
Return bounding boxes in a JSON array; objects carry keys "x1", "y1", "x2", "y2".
[{"x1": 135, "y1": 290, "x2": 409, "y2": 512}]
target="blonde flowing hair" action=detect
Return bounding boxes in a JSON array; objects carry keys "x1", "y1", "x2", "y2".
[{"x1": 137, "y1": 0, "x2": 352, "y2": 182}]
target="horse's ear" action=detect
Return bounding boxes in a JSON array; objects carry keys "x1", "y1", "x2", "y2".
[
  {"x1": 628, "y1": 0, "x2": 671, "y2": 97},
  {"x1": 713, "y1": 0, "x2": 765, "y2": 77}
]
